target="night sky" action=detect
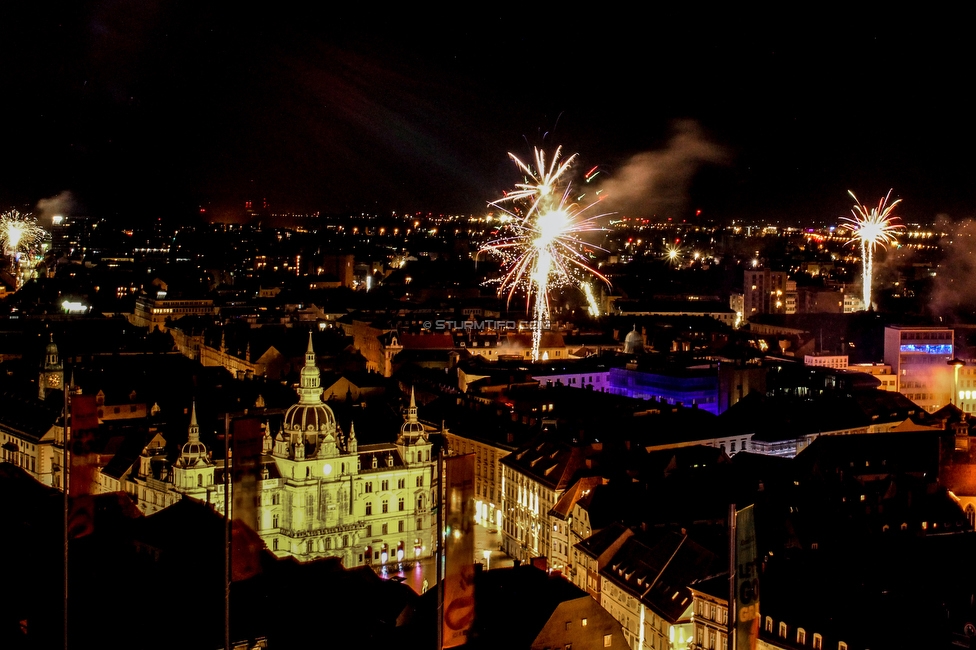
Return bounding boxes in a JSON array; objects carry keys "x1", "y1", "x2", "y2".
[{"x1": 3, "y1": 5, "x2": 976, "y2": 224}]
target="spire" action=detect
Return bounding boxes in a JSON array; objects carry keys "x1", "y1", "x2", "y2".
[
  {"x1": 349, "y1": 421, "x2": 356, "y2": 440},
  {"x1": 297, "y1": 332, "x2": 323, "y2": 404},
  {"x1": 399, "y1": 386, "x2": 425, "y2": 445},
  {"x1": 405, "y1": 386, "x2": 418, "y2": 423},
  {"x1": 188, "y1": 401, "x2": 200, "y2": 444}
]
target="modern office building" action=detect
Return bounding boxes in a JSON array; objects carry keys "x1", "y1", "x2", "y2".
[{"x1": 883, "y1": 326, "x2": 954, "y2": 412}]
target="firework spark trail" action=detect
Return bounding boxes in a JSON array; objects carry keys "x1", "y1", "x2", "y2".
[
  {"x1": 481, "y1": 147, "x2": 611, "y2": 361},
  {"x1": 842, "y1": 190, "x2": 903, "y2": 310},
  {"x1": 583, "y1": 282, "x2": 600, "y2": 317}
]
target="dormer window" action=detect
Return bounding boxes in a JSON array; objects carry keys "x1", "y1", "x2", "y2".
[{"x1": 372, "y1": 456, "x2": 378, "y2": 469}]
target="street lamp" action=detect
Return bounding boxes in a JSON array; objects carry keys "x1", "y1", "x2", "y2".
[{"x1": 949, "y1": 359, "x2": 966, "y2": 406}]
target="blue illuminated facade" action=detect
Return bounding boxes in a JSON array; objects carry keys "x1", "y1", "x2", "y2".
[
  {"x1": 606, "y1": 367, "x2": 719, "y2": 415},
  {"x1": 900, "y1": 344, "x2": 953, "y2": 355}
]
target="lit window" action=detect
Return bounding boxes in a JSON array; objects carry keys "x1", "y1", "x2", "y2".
[
  {"x1": 604, "y1": 634, "x2": 612, "y2": 647},
  {"x1": 779, "y1": 622, "x2": 787, "y2": 638},
  {"x1": 813, "y1": 633, "x2": 822, "y2": 650}
]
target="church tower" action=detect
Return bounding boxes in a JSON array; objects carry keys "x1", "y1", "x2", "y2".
[
  {"x1": 39, "y1": 334, "x2": 64, "y2": 400},
  {"x1": 396, "y1": 387, "x2": 431, "y2": 466},
  {"x1": 277, "y1": 333, "x2": 337, "y2": 460},
  {"x1": 173, "y1": 402, "x2": 215, "y2": 493}
]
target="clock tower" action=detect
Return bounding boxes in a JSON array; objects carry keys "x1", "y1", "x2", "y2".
[{"x1": 39, "y1": 334, "x2": 64, "y2": 400}]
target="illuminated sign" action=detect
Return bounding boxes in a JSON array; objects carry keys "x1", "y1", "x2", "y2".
[{"x1": 900, "y1": 344, "x2": 952, "y2": 354}]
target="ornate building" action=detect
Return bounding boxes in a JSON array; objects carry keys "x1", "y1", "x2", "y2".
[
  {"x1": 112, "y1": 334, "x2": 438, "y2": 568},
  {"x1": 1, "y1": 336, "x2": 62, "y2": 487}
]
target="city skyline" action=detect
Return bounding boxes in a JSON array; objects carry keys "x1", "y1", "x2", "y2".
[{"x1": 3, "y1": 8, "x2": 976, "y2": 225}]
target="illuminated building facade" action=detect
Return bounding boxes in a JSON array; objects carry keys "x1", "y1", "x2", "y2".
[
  {"x1": 111, "y1": 335, "x2": 438, "y2": 567},
  {"x1": 0, "y1": 338, "x2": 63, "y2": 487},
  {"x1": 442, "y1": 429, "x2": 509, "y2": 529},
  {"x1": 599, "y1": 533, "x2": 717, "y2": 650},
  {"x1": 687, "y1": 576, "x2": 729, "y2": 650},
  {"x1": 607, "y1": 367, "x2": 720, "y2": 414},
  {"x1": 744, "y1": 269, "x2": 794, "y2": 315},
  {"x1": 131, "y1": 291, "x2": 215, "y2": 331},
  {"x1": 954, "y1": 362, "x2": 976, "y2": 415},
  {"x1": 883, "y1": 326, "x2": 954, "y2": 412},
  {"x1": 0, "y1": 394, "x2": 60, "y2": 487},
  {"x1": 500, "y1": 439, "x2": 584, "y2": 565},
  {"x1": 803, "y1": 354, "x2": 849, "y2": 370},
  {"x1": 849, "y1": 363, "x2": 898, "y2": 391}
]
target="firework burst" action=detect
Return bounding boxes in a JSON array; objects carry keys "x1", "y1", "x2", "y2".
[
  {"x1": 842, "y1": 190, "x2": 903, "y2": 310},
  {"x1": 0, "y1": 210, "x2": 47, "y2": 287},
  {"x1": 481, "y1": 147, "x2": 610, "y2": 361}
]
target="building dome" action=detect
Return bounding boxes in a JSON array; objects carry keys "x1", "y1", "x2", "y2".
[
  {"x1": 398, "y1": 387, "x2": 426, "y2": 443},
  {"x1": 176, "y1": 402, "x2": 212, "y2": 468},
  {"x1": 280, "y1": 332, "x2": 337, "y2": 443},
  {"x1": 179, "y1": 440, "x2": 209, "y2": 465},
  {"x1": 624, "y1": 325, "x2": 644, "y2": 354},
  {"x1": 283, "y1": 401, "x2": 336, "y2": 434},
  {"x1": 400, "y1": 419, "x2": 425, "y2": 437}
]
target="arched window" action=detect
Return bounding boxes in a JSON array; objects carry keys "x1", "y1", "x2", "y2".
[{"x1": 779, "y1": 622, "x2": 787, "y2": 638}]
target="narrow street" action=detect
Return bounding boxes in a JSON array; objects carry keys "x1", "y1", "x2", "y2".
[{"x1": 378, "y1": 522, "x2": 515, "y2": 594}]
